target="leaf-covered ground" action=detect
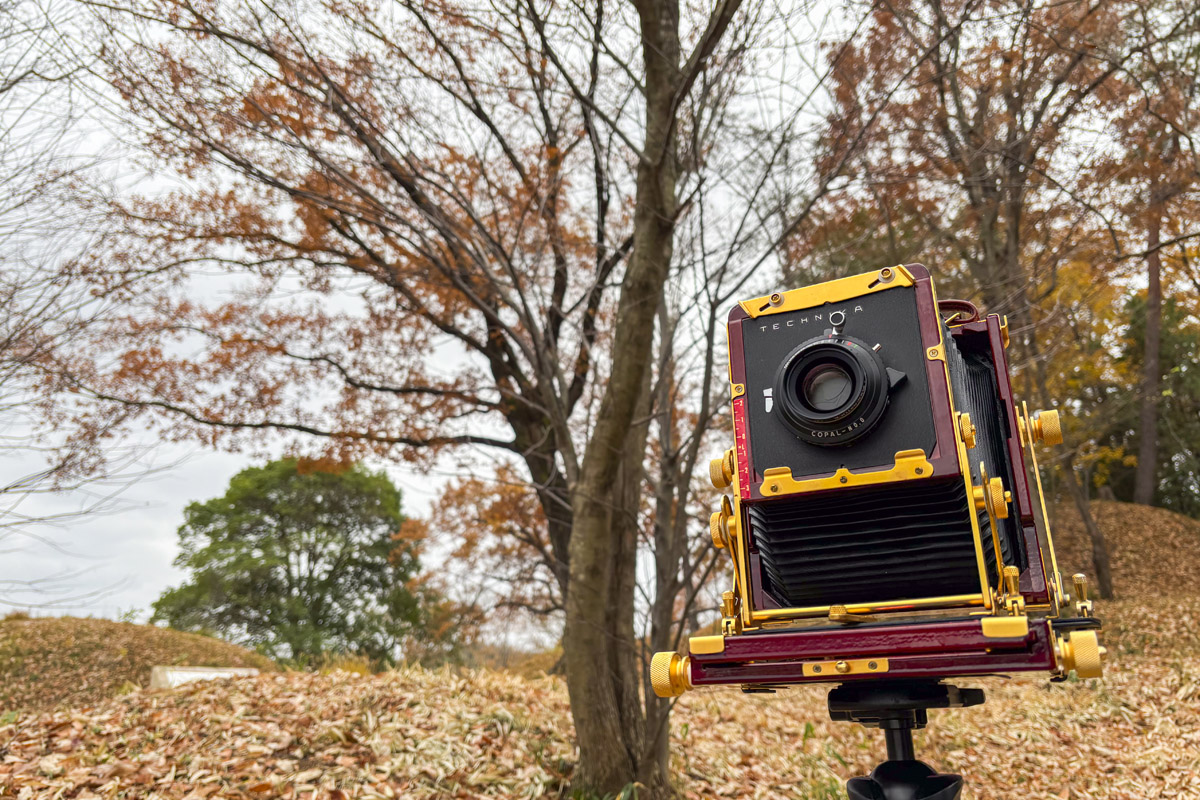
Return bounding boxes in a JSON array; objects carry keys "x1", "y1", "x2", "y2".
[
  {"x1": 1053, "y1": 499, "x2": 1200, "y2": 600},
  {"x1": 0, "y1": 633, "x2": 1196, "y2": 800},
  {"x1": 2, "y1": 500, "x2": 1198, "y2": 799},
  {"x1": 0, "y1": 617, "x2": 275, "y2": 712}
]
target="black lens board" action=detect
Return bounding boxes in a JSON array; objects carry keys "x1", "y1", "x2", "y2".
[{"x1": 741, "y1": 285, "x2": 937, "y2": 481}]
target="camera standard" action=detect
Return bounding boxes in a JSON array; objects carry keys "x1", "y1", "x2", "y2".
[{"x1": 652, "y1": 264, "x2": 1104, "y2": 799}]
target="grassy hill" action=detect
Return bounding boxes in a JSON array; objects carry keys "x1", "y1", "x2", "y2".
[
  {"x1": 0, "y1": 616, "x2": 275, "y2": 712},
  {"x1": 0, "y1": 501, "x2": 1196, "y2": 799}
]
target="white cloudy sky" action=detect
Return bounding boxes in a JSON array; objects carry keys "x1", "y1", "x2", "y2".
[{"x1": 0, "y1": 444, "x2": 445, "y2": 621}]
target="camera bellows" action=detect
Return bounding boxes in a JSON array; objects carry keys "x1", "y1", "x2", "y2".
[{"x1": 749, "y1": 478, "x2": 983, "y2": 608}]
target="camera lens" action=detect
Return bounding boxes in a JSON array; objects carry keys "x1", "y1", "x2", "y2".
[
  {"x1": 774, "y1": 334, "x2": 891, "y2": 446},
  {"x1": 801, "y1": 363, "x2": 854, "y2": 412}
]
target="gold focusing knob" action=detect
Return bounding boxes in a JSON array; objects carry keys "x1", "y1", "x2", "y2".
[
  {"x1": 974, "y1": 476, "x2": 1009, "y2": 519},
  {"x1": 709, "y1": 449, "x2": 734, "y2": 489},
  {"x1": 959, "y1": 412, "x2": 977, "y2": 449},
  {"x1": 710, "y1": 511, "x2": 725, "y2": 549},
  {"x1": 1057, "y1": 630, "x2": 1104, "y2": 679},
  {"x1": 988, "y1": 477, "x2": 1009, "y2": 519},
  {"x1": 711, "y1": 496, "x2": 736, "y2": 550},
  {"x1": 650, "y1": 651, "x2": 692, "y2": 698},
  {"x1": 1030, "y1": 410, "x2": 1063, "y2": 446}
]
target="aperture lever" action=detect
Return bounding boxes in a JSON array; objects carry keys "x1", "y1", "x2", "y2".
[{"x1": 885, "y1": 367, "x2": 907, "y2": 388}]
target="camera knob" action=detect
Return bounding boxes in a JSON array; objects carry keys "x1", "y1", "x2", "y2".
[
  {"x1": 709, "y1": 449, "x2": 734, "y2": 489},
  {"x1": 1030, "y1": 409, "x2": 1063, "y2": 446},
  {"x1": 989, "y1": 478, "x2": 1010, "y2": 519},
  {"x1": 650, "y1": 651, "x2": 692, "y2": 698},
  {"x1": 1057, "y1": 630, "x2": 1104, "y2": 679},
  {"x1": 710, "y1": 511, "x2": 726, "y2": 549},
  {"x1": 710, "y1": 496, "x2": 736, "y2": 549},
  {"x1": 958, "y1": 412, "x2": 977, "y2": 449},
  {"x1": 973, "y1": 476, "x2": 1010, "y2": 520}
]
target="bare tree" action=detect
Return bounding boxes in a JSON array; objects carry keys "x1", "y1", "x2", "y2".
[
  {"x1": 0, "y1": 0, "x2": 148, "y2": 566},
  {"x1": 53, "y1": 0, "x2": 897, "y2": 790}
]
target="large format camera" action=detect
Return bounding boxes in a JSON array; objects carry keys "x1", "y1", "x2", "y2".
[{"x1": 653, "y1": 265, "x2": 1103, "y2": 697}]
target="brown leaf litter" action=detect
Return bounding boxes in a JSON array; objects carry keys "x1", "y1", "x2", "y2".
[
  {"x1": 0, "y1": 635, "x2": 1195, "y2": 800},
  {"x1": 2, "y1": 500, "x2": 1197, "y2": 798}
]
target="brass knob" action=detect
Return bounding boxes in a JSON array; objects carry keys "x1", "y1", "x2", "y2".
[
  {"x1": 721, "y1": 590, "x2": 738, "y2": 618},
  {"x1": 710, "y1": 511, "x2": 726, "y2": 549},
  {"x1": 973, "y1": 475, "x2": 1009, "y2": 519},
  {"x1": 1031, "y1": 410, "x2": 1063, "y2": 446},
  {"x1": 991, "y1": 478, "x2": 1008, "y2": 519},
  {"x1": 650, "y1": 651, "x2": 692, "y2": 698},
  {"x1": 1058, "y1": 630, "x2": 1103, "y2": 679},
  {"x1": 1072, "y1": 573, "x2": 1089, "y2": 604},
  {"x1": 1003, "y1": 565, "x2": 1020, "y2": 595},
  {"x1": 709, "y1": 450, "x2": 733, "y2": 489},
  {"x1": 835, "y1": 660, "x2": 851, "y2": 674},
  {"x1": 959, "y1": 413, "x2": 977, "y2": 449}
]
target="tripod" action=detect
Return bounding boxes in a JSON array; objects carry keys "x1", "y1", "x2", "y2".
[{"x1": 827, "y1": 680, "x2": 985, "y2": 800}]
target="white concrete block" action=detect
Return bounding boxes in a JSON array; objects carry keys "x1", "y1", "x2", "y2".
[{"x1": 149, "y1": 665, "x2": 260, "y2": 689}]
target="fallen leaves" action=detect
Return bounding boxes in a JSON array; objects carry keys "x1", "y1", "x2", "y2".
[
  {"x1": 2, "y1": 500, "x2": 1197, "y2": 798},
  {"x1": 0, "y1": 656, "x2": 1195, "y2": 799}
]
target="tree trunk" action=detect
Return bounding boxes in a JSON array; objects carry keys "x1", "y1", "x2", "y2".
[
  {"x1": 561, "y1": 0, "x2": 680, "y2": 790},
  {"x1": 1060, "y1": 451, "x2": 1115, "y2": 599},
  {"x1": 1134, "y1": 194, "x2": 1163, "y2": 506}
]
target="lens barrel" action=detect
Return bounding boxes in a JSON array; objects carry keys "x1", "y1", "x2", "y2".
[{"x1": 774, "y1": 333, "x2": 890, "y2": 446}]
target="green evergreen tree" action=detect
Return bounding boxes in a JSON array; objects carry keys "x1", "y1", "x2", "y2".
[{"x1": 152, "y1": 458, "x2": 425, "y2": 664}]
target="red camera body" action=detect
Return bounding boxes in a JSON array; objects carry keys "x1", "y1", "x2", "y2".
[{"x1": 651, "y1": 265, "x2": 1103, "y2": 698}]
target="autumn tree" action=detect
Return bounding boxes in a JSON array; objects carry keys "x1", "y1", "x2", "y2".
[
  {"x1": 54, "y1": 0, "x2": 880, "y2": 791},
  {"x1": 0, "y1": 0, "x2": 157, "y2": 605},
  {"x1": 802, "y1": 0, "x2": 1200, "y2": 597},
  {"x1": 1087, "y1": 0, "x2": 1200, "y2": 506},
  {"x1": 1095, "y1": 295, "x2": 1200, "y2": 516}
]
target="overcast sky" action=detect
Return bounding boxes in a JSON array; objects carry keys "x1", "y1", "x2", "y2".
[{"x1": 0, "y1": 444, "x2": 443, "y2": 621}]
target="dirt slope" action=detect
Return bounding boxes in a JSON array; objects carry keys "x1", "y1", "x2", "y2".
[
  {"x1": 0, "y1": 616, "x2": 275, "y2": 712},
  {"x1": 1050, "y1": 501, "x2": 1200, "y2": 660}
]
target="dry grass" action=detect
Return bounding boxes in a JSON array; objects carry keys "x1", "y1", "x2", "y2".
[
  {"x1": 1, "y1": 501, "x2": 1197, "y2": 799},
  {"x1": 0, "y1": 617, "x2": 275, "y2": 712}
]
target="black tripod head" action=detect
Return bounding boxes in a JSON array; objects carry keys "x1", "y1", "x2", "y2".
[{"x1": 827, "y1": 680, "x2": 985, "y2": 800}]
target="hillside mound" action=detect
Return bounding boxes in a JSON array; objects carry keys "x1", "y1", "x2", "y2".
[
  {"x1": 1052, "y1": 499, "x2": 1200, "y2": 599},
  {"x1": 0, "y1": 616, "x2": 275, "y2": 712},
  {"x1": 0, "y1": 658, "x2": 1195, "y2": 799},
  {"x1": 1050, "y1": 500, "x2": 1200, "y2": 658}
]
